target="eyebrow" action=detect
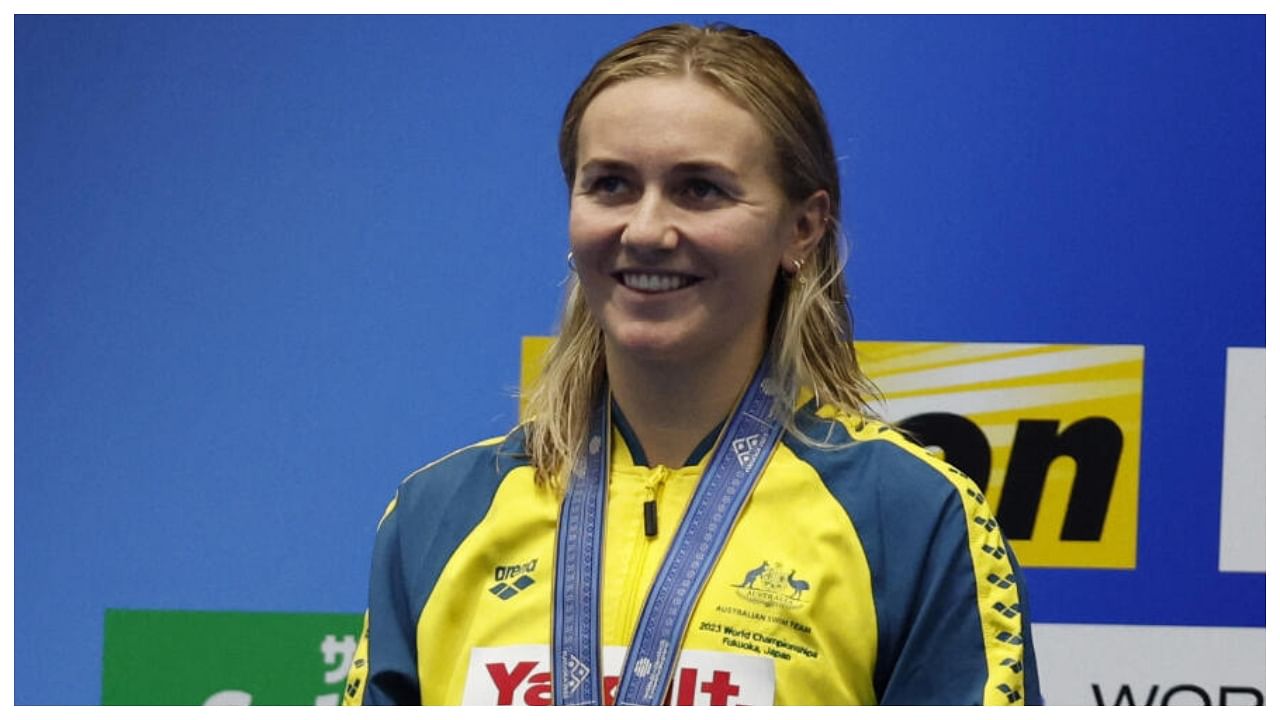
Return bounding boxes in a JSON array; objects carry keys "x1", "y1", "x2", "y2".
[
  {"x1": 577, "y1": 159, "x2": 630, "y2": 177},
  {"x1": 671, "y1": 161, "x2": 739, "y2": 177},
  {"x1": 578, "y1": 158, "x2": 741, "y2": 178}
]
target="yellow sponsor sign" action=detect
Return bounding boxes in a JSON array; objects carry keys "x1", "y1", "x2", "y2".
[
  {"x1": 860, "y1": 341, "x2": 1142, "y2": 569},
  {"x1": 520, "y1": 338, "x2": 1143, "y2": 569},
  {"x1": 519, "y1": 337, "x2": 555, "y2": 422}
]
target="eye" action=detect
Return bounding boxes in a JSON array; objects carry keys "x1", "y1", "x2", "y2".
[
  {"x1": 586, "y1": 175, "x2": 628, "y2": 196},
  {"x1": 681, "y1": 178, "x2": 727, "y2": 202}
]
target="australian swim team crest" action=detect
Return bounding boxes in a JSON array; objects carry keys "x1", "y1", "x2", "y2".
[{"x1": 733, "y1": 561, "x2": 811, "y2": 609}]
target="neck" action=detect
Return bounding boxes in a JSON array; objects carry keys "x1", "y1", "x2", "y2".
[{"x1": 605, "y1": 341, "x2": 766, "y2": 468}]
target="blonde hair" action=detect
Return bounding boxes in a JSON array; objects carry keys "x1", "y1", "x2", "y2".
[{"x1": 524, "y1": 23, "x2": 879, "y2": 490}]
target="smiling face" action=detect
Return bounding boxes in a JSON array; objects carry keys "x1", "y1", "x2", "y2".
[{"x1": 569, "y1": 75, "x2": 820, "y2": 371}]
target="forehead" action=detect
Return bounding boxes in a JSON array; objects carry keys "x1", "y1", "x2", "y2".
[{"x1": 576, "y1": 75, "x2": 774, "y2": 172}]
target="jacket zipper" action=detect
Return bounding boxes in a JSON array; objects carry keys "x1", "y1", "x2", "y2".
[{"x1": 621, "y1": 465, "x2": 671, "y2": 636}]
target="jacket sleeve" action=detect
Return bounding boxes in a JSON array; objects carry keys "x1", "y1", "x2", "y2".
[
  {"x1": 343, "y1": 493, "x2": 422, "y2": 705},
  {"x1": 877, "y1": 479, "x2": 1043, "y2": 705}
]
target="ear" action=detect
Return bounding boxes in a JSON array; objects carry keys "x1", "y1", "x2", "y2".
[{"x1": 782, "y1": 189, "x2": 830, "y2": 271}]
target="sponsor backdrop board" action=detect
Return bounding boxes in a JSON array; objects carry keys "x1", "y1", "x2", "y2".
[
  {"x1": 101, "y1": 610, "x2": 363, "y2": 706},
  {"x1": 16, "y1": 15, "x2": 1263, "y2": 705},
  {"x1": 1033, "y1": 624, "x2": 1266, "y2": 706}
]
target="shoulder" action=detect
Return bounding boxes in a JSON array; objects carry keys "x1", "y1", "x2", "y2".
[
  {"x1": 390, "y1": 426, "x2": 533, "y2": 523},
  {"x1": 784, "y1": 403, "x2": 982, "y2": 522},
  {"x1": 787, "y1": 405, "x2": 1034, "y2": 705}
]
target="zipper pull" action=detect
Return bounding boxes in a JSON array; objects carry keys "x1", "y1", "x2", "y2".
[{"x1": 643, "y1": 468, "x2": 667, "y2": 538}]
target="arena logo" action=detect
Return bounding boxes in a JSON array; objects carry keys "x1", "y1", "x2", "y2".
[
  {"x1": 1091, "y1": 683, "x2": 1264, "y2": 706},
  {"x1": 521, "y1": 338, "x2": 1144, "y2": 569},
  {"x1": 489, "y1": 558, "x2": 538, "y2": 601}
]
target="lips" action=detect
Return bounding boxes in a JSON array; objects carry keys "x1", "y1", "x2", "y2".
[{"x1": 615, "y1": 271, "x2": 700, "y2": 293}]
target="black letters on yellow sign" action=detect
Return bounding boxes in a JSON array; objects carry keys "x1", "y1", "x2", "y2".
[{"x1": 898, "y1": 413, "x2": 1123, "y2": 542}]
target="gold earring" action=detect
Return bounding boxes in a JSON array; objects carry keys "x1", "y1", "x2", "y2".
[{"x1": 789, "y1": 257, "x2": 808, "y2": 284}]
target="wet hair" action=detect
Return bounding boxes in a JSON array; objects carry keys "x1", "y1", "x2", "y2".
[{"x1": 524, "y1": 22, "x2": 878, "y2": 489}]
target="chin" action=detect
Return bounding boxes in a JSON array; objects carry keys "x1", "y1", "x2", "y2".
[{"x1": 605, "y1": 324, "x2": 704, "y2": 365}]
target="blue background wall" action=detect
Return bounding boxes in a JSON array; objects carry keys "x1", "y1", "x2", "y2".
[{"x1": 15, "y1": 15, "x2": 1264, "y2": 705}]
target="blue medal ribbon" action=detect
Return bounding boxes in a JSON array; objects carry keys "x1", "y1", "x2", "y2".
[
  {"x1": 552, "y1": 360, "x2": 783, "y2": 705},
  {"x1": 552, "y1": 398, "x2": 610, "y2": 705}
]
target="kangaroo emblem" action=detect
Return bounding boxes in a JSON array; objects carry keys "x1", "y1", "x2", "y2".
[
  {"x1": 736, "y1": 561, "x2": 770, "y2": 588},
  {"x1": 786, "y1": 570, "x2": 810, "y2": 599}
]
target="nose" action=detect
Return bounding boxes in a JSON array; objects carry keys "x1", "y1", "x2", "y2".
[{"x1": 620, "y1": 191, "x2": 678, "y2": 252}]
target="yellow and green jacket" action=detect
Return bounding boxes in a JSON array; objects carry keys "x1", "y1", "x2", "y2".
[{"x1": 344, "y1": 402, "x2": 1041, "y2": 705}]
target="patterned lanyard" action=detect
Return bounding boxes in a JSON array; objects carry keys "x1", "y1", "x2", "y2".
[{"x1": 552, "y1": 360, "x2": 783, "y2": 705}]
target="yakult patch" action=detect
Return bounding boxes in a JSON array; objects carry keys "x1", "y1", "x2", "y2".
[{"x1": 462, "y1": 645, "x2": 775, "y2": 705}]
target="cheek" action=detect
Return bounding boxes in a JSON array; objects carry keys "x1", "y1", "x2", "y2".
[
  {"x1": 701, "y1": 218, "x2": 789, "y2": 278},
  {"x1": 568, "y1": 201, "x2": 616, "y2": 249},
  {"x1": 568, "y1": 206, "x2": 616, "y2": 290}
]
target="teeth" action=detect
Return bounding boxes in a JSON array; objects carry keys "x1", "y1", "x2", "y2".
[{"x1": 622, "y1": 273, "x2": 693, "y2": 292}]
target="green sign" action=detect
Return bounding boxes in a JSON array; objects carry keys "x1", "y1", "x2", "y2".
[{"x1": 102, "y1": 609, "x2": 363, "y2": 705}]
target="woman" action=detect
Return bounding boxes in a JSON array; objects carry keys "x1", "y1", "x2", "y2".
[{"x1": 344, "y1": 22, "x2": 1041, "y2": 706}]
